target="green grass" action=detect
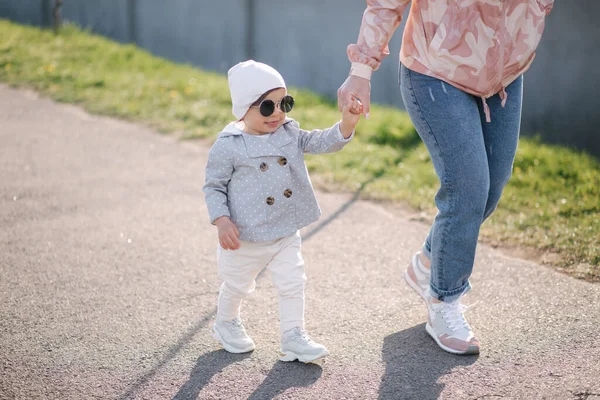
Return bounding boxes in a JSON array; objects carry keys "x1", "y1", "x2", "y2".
[{"x1": 1, "y1": 20, "x2": 598, "y2": 281}]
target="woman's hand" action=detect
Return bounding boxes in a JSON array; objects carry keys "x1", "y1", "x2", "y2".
[{"x1": 337, "y1": 75, "x2": 371, "y2": 118}]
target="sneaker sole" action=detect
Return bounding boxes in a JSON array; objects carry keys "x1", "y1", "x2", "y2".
[
  {"x1": 211, "y1": 327, "x2": 255, "y2": 354},
  {"x1": 279, "y1": 349, "x2": 329, "y2": 363},
  {"x1": 404, "y1": 269, "x2": 427, "y2": 302},
  {"x1": 425, "y1": 323, "x2": 480, "y2": 355}
]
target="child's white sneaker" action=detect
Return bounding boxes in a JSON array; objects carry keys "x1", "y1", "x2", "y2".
[
  {"x1": 280, "y1": 327, "x2": 329, "y2": 363},
  {"x1": 211, "y1": 317, "x2": 255, "y2": 353}
]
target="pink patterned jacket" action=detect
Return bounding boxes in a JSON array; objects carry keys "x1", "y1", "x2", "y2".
[{"x1": 348, "y1": 0, "x2": 554, "y2": 121}]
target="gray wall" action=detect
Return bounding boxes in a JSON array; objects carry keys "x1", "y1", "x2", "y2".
[{"x1": 1, "y1": 0, "x2": 599, "y2": 157}]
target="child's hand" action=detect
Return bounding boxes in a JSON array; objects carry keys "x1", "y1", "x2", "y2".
[
  {"x1": 215, "y1": 216, "x2": 241, "y2": 250},
  {"x1": 340, "y1": 97, "x2": 363, "y2": 138}
]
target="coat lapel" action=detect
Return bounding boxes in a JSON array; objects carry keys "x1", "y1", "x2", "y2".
[{"x1": 243, "y1": 121, "x2": 294, "y2": 158}]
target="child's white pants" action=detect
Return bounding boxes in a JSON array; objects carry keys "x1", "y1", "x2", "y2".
[{"x1": 216, "y1": 231, "x2": 305, "y2": 334}]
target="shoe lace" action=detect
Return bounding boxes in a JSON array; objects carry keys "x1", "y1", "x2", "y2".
[
  {"x1": 288, "y1": 327, "x2": 313, "y2": 344},
  {"x1": 440, "y1": 301, "x2": 473, "y2": 332},
  {"x1": 226, "y1": 318, "x2": 247, "y2": 338}
]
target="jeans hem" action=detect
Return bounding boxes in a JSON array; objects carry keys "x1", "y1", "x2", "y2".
[{"x1": 430, "y1": 281, "x2": 471, "y2": 303}]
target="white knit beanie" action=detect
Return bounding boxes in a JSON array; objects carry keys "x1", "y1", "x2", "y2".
[{"x1": 227, "y1": 60, "x2": 287, "y2": 120}]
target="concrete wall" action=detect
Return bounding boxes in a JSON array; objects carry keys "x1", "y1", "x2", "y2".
[{"x1": 1, "y1": 0, "x2": 598, "y2": 156}]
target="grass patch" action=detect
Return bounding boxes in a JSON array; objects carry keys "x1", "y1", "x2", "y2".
[{"x1": 1, "y1": 19, "x2": 598, "y2": 281}]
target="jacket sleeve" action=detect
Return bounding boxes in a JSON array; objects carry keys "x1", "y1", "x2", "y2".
[
  {"x1": 347, "y1": 0, "x2": 411, "y2": 80},
  {"x1": 297, "y1": 122, "x2": 354, "y2": 155},
  {"x1": 202, "y1": 138, "x2": 233, "y2": 224}
]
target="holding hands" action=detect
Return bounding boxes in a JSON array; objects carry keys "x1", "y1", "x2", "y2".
[
  {"x1": 338, "y1": 75, "x2": 371, "y2": 137},
  {"x1": 339, "y1": 96, "x2": 363, "y2": 138},
  {"x1": 338, "y1": 75, "x2": 371, "y2": 117}
]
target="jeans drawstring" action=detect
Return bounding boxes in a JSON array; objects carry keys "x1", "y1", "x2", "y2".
[
  {"x1": 481, "y1": 87, "x2": 508, "y2": 123},
  {"x1": 482, "y1": 97, "x2": 491, "y2": 123}
]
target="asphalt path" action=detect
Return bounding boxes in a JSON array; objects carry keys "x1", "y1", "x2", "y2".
[{"x1": 1, "y1": 85, "x2": 599, "y2": 399}]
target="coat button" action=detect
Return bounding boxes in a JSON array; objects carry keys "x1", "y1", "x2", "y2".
[
  {"x1": 278, "y1": 157, "x2": 287, "y2": 166},
  {"x1": 283, "y1": 189, "x2": 292, "y2": 198},
  {"x1": 260, "y1": 162, "x2": 268, "y2": 171},
  {"x1": 266, "y1": 196, "x2": 275, "y2": 205}
]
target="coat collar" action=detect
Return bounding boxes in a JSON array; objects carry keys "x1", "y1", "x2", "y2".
[{"x1": 219, "y1": 118, "x2": 294, "y2": 158}]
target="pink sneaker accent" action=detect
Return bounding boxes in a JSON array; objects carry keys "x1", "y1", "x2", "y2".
[
  {"x1": 426, "y1": 297, "x2": 480, "y2": 355},
  {"x1": 404, "y1": 252, "x2": 430, "y2": 301}
]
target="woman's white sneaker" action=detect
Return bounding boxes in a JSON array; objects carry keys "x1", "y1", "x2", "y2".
[
  {"x1": 211, "y1": 317, "x2": 255, "y2": 353},
  {"x1": 280, "y1": 327, "x2": 329, "y2": 363},
  {"x1": 426, "y1": 297, "x2": 480, "y2": 355}
]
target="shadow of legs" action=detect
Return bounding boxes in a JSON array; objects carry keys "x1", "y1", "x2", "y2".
[
  {"x1": 248, "y1": 361, "x2": 323, "y2": 400},
  {"x1": 379, "y1": 324, "x2": 479, "y2": 400},
  {"x1": 172, "y1": 350, "x2": 252, "y2": 400}
]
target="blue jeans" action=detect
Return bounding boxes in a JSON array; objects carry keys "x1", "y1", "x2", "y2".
[{"x1": 400, "y1": 64, "x2": 523, "y2": 302}]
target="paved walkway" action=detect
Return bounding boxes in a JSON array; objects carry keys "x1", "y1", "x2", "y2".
[{"x1": 1, "y1": 84, "x2": 599, "y2": 399}]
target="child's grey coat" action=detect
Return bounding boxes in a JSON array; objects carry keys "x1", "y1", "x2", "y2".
[{"x1": 203, "y1": 118, "x2": 354, "y2": 242}]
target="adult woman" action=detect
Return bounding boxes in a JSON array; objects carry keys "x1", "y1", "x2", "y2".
[{"x1": 337, "y1": 0, "x2": 554, "y2": 354}]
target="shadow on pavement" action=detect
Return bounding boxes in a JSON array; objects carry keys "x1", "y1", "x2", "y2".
[
  {"x1": 379, "y1": 323, "x2": 478, "y2": 400},
  {"x1": 172, "y1": 350, "x2": 252, "y2": 400},
  {"x1": 303, "y1": 176, "x2": 376, "y2": 242},
  {"x1": 247, "y1": 361, "x2": 323, "y2": 399},
  {"x1": 119, "y1": 312, "x2": 215, "y2": 400}
]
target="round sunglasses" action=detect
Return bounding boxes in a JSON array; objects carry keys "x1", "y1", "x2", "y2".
[{"x1": 251, "y1": 95, "x2": 294, "y2": 117}]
